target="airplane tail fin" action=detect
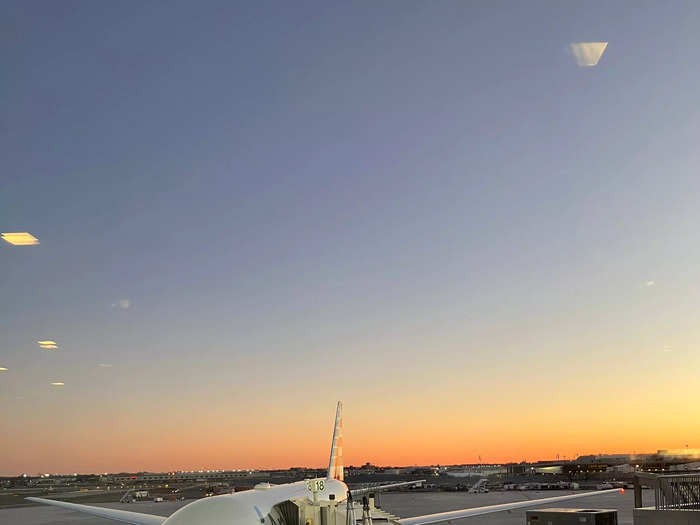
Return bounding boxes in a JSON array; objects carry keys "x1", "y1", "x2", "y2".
[{"x1": 327, "y1": 401, "x2": 343, "y2": 481}]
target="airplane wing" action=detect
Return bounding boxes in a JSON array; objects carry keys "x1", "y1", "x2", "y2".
[
  {"x1": 397, "y1": 488, "x2": 623, "y2": 525},
  {"x1": 26, "y1": 497, "x2": 166, "y2": 525},
  {"x1": 350, "y1": 480, "x2": 426, "y2": 496}
]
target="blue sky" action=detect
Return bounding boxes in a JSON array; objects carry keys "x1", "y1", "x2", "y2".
[{"x1": 2, "y1": 2, "x2": 700, "y2": 473}]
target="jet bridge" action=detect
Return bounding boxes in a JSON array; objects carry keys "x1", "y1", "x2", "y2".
[
  {"x1": 633, "y1": 472, "x2": 700, "y2": 524},
  {"x1": 271, "y1": 491, "x2": 401, "y2": 525},
  {"x1": 271, "y1": 496, "x2": 343, "y2": 525}
]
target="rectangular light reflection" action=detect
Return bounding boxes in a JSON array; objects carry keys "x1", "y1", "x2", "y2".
[{"x1": 2, "y1": 232, "x2": 40, "y2": 245}]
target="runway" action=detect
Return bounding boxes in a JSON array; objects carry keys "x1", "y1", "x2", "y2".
[{"x1": 1, "y1": 490, "x2": 635, "y2": 525}]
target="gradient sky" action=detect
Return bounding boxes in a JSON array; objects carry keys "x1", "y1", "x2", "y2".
[{"x1": 2, "y1": 2, "x2": 700, "y2": 475}]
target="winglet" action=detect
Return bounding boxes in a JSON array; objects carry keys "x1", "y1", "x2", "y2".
[{"x1": 327, "y1": 401, "x2": 343, "y2": 481}]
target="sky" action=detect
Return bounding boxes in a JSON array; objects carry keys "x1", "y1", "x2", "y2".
[{"x1": 2, "y1": 1, "x2": 700, "y2": 475}]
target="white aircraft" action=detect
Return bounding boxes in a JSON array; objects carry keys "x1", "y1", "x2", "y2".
[{"x1": 28, "y1": 402, "x2": 621, "y2": 524}]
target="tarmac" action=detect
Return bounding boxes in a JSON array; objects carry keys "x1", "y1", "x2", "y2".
[
  {"x1": 381, "y1": 490, "x2": 636, "y2": 525},
  {"x1": 1, "y1": 490, "x2": 636, "y2": 525}
]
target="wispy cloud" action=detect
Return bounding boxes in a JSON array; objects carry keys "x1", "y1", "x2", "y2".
[
  {"x1": 663, "y1": 345, "x2": 672, "y2": 353},
  {"x1": 112, "y1": 299, "x2": 131, "y2": 310},
  {"x1": 570, "y1": 42, "x2": 608, "y2": 67},
  {"x1": 644, "y1": 280, "x2": 655, "y2": 287},
  {"x1": 98, "y1": 363, "x2": 114, "y2": 368}
]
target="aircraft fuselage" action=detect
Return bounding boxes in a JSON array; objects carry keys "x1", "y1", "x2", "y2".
[{"x1": 164, "y1": 478, "x2": 348, "y2": 525}]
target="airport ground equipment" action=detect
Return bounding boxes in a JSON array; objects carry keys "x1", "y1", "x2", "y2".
[
  {"x1": 525, "y1": 508, "x2": 617, "y2": 524},
  {"x1": 120, "y1": 488, "x2": 135, "y2": 503},
  {"x1": 27, "y1": 402, "x2": 623, "y2": 525},
  {"x1": 361, "y1": 496, "x2": 373, "y2": 525},
  {"x1": 468, "y1": 478, "x2": 489, "y2": 493}
]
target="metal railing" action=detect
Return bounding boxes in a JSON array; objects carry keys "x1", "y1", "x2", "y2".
[{"x1": 635, "y1": 472, "x2": 700, "y2": 510}]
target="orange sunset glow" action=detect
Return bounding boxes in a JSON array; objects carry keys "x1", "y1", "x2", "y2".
[{"x1": 3, "y1": 363, "x2": 699, "y2": 474}]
